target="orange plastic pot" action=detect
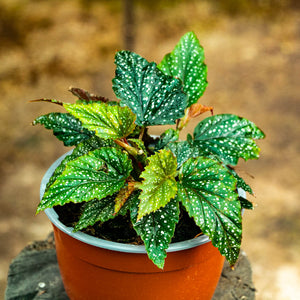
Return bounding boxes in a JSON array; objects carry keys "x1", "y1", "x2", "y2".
[{"x1": 41, "y1": 152, "x2": 226, "y2": 300}]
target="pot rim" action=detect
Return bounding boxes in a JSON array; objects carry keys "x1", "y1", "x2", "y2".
[{"x1": 41, "y1": 150, "x2": 246, "y2": 254}]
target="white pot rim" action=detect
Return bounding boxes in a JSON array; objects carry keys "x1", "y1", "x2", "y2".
[{"x1": 41, "y1": 150, "x2": 246, "y2": 254}]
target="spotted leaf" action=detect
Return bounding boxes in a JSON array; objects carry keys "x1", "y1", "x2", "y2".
[
  {"x1": 37, "y1": 147, "x2": 132, "y2": 213},
  {"x1": 64, "y1": 102, "x2": 136, "y2": 140},
  {"x1": 239, "y1": 197, "x2": 254, "y2": 210},
  {"x1": 131, "y1": 195, "x2": 180, "y2": 269},
  {"x1": 229, "y1": 168, "x2": 253, "y2": 195},
  {"x1": 154, "y1": 128, "x2": 179, "y2": 151},
  {"x1": 74, "y1": 196, "x2": 115, "y2": 231},
  {"x1": 33, "y1": 113, "x2": 94, "y2": 146},
  {"x1": 75, "y1": 191, "x2": 138, "y2": 231},
  {"x1": 45, "y1": 136, "x2": 116, "y2": 190},
  {"x1": 178, "y1": 156, "x2": 241, "y2": 265},
  {"x1": 166, "y1": 141, "x2": 204, "y2": 169},
  {"x1": 138, "y1": 150, "x2": 178, "y2": 220},
  {"x1": 158, "y1": 31, "x2": 207, "y2": 107},
  {"x1": 112, "y1": 51, "x2": 187, "y2": 126},
  {"x1": 193, "y1": 114, "x2": 265, "y2": 165}
]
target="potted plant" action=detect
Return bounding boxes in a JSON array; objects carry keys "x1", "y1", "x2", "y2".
[{"x1": 33, "y1": 31, "x2": 265, "y2": 300}]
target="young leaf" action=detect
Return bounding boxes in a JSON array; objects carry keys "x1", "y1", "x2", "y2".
[
  {"x1": 158, "y1": 31, "x2": 207, "y2": 107},
  {"x1": 138, "y1": 150, "x2": 178, "y2": 220},
  {"x1": 178, "y1": 157, "x2": 242, "y2": 265},
  {"x1": 229, "y1": 168, "x2": 253, "y2": 195},
  {"x1": 154, "y1": 128, "x2": 179, "y2": 151},
  {"x1": 239, "y1": 196, "x2": 254, "y2": 210},
  {"x1": 193, "y1": 114, "x2": 265, "y2": 165},
  {"x1": 68, "y1": 87, "x2": 109, "y2": 103},
  {"x1": 131, "y1": 196, "x2": 180, "y2": 269},
  {"x1": 166, "y1": 141, "x2": 204, "y2": 169},
  {"x1": 64, "y1": 102, "x2": 136, "y2": 140},
  {"x1": 112, "y1": 51, "x2": 187, "y2": 126},
  {"x1": 33, "y1": 113, "x2": 94, "y2": 146},
  {"x1": 127, "y1": 138, "x2": 148, "y2": 163},
  {"x1": 37, "y1": 147, "x2": 132, "y2": 213}
]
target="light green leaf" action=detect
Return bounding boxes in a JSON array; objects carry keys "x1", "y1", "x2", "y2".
[
  {"x1": 193, "y1": 114, "x2": 265, "y2": 165},
  {"x1": 112, "y1": 51, "x2": 187, "y2": 126},
  {"x1": 158, "y1": 32, "x2": 207, "y2": 107},
  {"x1": 138, "y1": 150, "x2": 178, "y2": 220},
  {"x1": 64, "y1": 102, "x2": 136, "y2": 140},
  {"x1": 33, "y1": 113, "x2": 94, "y2": 146},
  {"x1": 37, "y1": 147, "x2": 132, "y2": 213},
  {"x1": 178, "y1": 156, "x2": 242, "y2": 265},
  {"x1": 131, "y1": 196, "x2": 180, "y2": 269}
]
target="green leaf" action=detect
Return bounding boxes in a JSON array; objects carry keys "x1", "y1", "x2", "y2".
[
  {"x1": 239, "y1": 196, "x2": 254, "y2": 210},
  {"x1": 154, "y1": 128, "x2": 179, "y2": 151},
  {"x1": 74, "y1": 196, "x2": 115, "y2": 231},
  {"x1": 138, "y1": 150, "x2": 178, "y2": 220},
  {"x1": 166, "y1": 141, "x2": 204, "y2": 169},
  {"x1": 75, "y1": 190, "x2": 139, "y2": 231},
  {"x1": 127, "y1": 138, "x2": 148, "y2": 164},
  {"x1": 33, "y1": 113, "x2": 94, "y2": 146},
  {"x1": 112, "y1": 51, "x2": 187, "y2": 126},
  {"x1": 131, "y1": 196, "x2": 180, "y2": 269},
  {"x1": 178, "y1": 156, "x2": 242, "y2": 265},
  {"x1": 158, "y1": 32, "x2": 207, "y2": 107},
  {"x1": 193, "y1": 114, "x2": 265, "y2": 165},
  {"x1": 45, "y1": 136, "x2": 116, "y2": 190},
  {"x1": 229, "y1": 168, "x2": 253, "y2": 195},
  {"x1": 64, "y1": 102, "x2": 136, "y2": 140},
  {"x1": 37, "y1": 147, "x2": 132, "y2": 213}
]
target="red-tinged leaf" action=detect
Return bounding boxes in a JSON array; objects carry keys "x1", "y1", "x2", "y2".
[
  {"x1": 114, "y1": 183, "x2": 136, "y2": 214},
  {"x1": 69, "y1": 87, "x2": 110, "y2": 103}
]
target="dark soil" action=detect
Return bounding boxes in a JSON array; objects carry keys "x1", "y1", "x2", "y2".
[{"x1": 54, "y1": 203, "x2": 203, "y2": 244}]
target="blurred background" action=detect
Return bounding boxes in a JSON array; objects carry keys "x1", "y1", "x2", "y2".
[{"x1": 0, "y1": 0, "x2": 299, "y2": 298}]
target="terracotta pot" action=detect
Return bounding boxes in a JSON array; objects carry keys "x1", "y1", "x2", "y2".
[{"x1": 41, "y1": 152, "x2": 244, "y2": 300}]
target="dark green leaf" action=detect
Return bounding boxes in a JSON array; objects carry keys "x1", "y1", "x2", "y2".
[
  {"x1": 112, "y1": 51, "x2": 187, "y2": 126},
  {"x1": 75, "y1": 190, "x2": 139, "y2": 231},
  {"x1": 166, "y1": 141, "x2": 204, "y2": 169},
  {"x1": 138, "y1": 150, "x2": 178, "y2": 220},
  {"x1": 154, "y1": 128, "x2": 179, "y2": 151},
  {"x1": 45, "y1": 136, "x2": 115, "y2": 190},
  {"x1": 131, "y1": 196, "x2": 180, "y2": 269},
  {"x1": 229, "y1": 168, "x2": 253, "y2": 195},
  {"x1": 193, "y1": 114, "x2": 265, "y2": 165},
  {"x1": 64, "y1": 102, "x2": 136, "y2": 140},
  {"x1": 74, "y1": 197, "x2": 115, "y2": 231},
  {"x1": 158, "y1": 32, "x2": 207, "y2": 107},
  {"x1": 239, "y1": 196, "x2": 254, "y2": 210},
  {"x1": 178, "y1": 156, "x2": 242, "y2": 265},
  {"x1": 33, "y1": 113, "x2": 94, "y2": 146},
  {"x1": 37, "y1": 147, "x2": 132, "y2": 213}
]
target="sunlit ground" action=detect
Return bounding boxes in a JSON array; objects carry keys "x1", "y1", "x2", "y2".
[{"x1": 1, "y1": 1, "x2": 299, "y2": 298}]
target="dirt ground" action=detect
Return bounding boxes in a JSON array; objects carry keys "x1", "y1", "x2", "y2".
[{"x1": 0, "y1": 1, "x2": 299, "y2": 299}]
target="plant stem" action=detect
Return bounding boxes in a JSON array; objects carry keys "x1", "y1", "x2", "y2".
[{"x1": 139, "y1": 126, "x2": 145, "y2": 140}]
